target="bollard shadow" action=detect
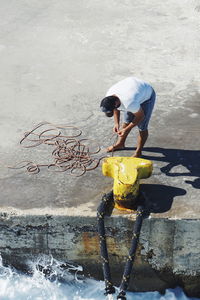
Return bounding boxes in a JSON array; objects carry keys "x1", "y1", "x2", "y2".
[
  {"x1": 102, "y1": 184, "x2": 186, "y2": 215},
  {"x1": 139, "y1": 183, "x2": 186, "y2": 213},
  {"x1": 124, "y1": 147, "x2": 200, "y2": 189}
]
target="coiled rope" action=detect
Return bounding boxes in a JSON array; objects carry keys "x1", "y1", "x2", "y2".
[
  {"x1": 7, "y1": 121, "x2": 106, "y2": 177},
  {"x1": 97, "y1": 192, "x2": 145, "y2": 300}
]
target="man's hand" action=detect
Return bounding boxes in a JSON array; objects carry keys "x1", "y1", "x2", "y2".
[
  {"x1": 117, "y1": 128, "x2": 127, "y2": 137},
  {"x1": 113, "y1": 124, "x2": 119, "y2": 133}
]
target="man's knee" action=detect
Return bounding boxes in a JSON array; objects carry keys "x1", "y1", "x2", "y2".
[{"x1": 139, "y1": 129, "x2": 148, "y2": 138}]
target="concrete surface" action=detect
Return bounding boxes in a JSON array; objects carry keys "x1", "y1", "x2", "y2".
[
  {"x1": 0, "y1": 0, "x2": 200, "y2": 296},
  {"x1": 0, "y1": 0, "x2": 199, "y2": 218}
]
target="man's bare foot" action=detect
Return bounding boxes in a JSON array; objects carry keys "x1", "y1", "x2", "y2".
[
  {"x1": 132, "y1": 151, "x2": 142, "y2": 158},
  {"x1": 106, "y1": 144, "x2": 125, "y2": 152}
]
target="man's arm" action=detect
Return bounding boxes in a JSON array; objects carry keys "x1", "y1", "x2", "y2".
[
  {"x1": 113, "y1": 109, "x2": 120, "y2": 133},
  {"x1": 118, "y1": 108, "x2": 144, "y2": 136}
]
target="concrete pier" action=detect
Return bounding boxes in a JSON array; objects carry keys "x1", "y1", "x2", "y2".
[{"x1": 0, "y1": 0, "x2": 200, "y2": 297}]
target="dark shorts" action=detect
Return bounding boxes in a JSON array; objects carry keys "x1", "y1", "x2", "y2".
[{"x1": 123, "y1": 89, "x2": 156, "y2": 131}]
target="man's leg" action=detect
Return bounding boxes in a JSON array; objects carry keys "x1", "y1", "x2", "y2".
[
  {"x1": 107, "y1": 123, "x2": 132, "y2": 152},
  {"x1": 133, "y1": 89, "x2": 156, "y2": 157},
  {"x1": 133, "y1": 129, "x2": 148, "y2": 157}
]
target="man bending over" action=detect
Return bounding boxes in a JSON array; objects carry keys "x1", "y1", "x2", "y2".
[{"x1": 100, "y1": 77, "x2": 156, "y2": 157}]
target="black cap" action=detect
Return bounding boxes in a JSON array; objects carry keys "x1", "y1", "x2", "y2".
[{"x1": 100, "y1": 96, "x2": 117, "y2": 117}]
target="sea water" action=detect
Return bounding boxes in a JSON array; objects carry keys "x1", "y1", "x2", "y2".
[{"x1": 0, "y1": 255, "x2": 199, "y2": 300}]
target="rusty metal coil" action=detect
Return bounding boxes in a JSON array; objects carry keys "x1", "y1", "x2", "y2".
[{"x1": 8, "y1": 122, "x2": 106, "y2": 177}]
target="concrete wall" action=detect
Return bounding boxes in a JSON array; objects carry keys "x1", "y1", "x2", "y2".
[{"x1": 0, "y1": 213, "x2": 199, "y2": 297}]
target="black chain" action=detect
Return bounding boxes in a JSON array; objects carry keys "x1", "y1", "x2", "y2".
[
  {"x1": 97, "y1": 191, "x2": 145, "y2": 299},
  {"x1": 97, "y1": 191, "x2": 115, "y2": 295},
  {"x1": 117, "y1": 205, "x2": 144, "y2": 299}
]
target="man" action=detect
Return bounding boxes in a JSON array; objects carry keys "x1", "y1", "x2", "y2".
[{"x1": 100, "y1": 77, "x2": 156, "y2": 157}]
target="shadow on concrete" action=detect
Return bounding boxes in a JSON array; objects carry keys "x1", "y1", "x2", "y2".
[
  {"x1": 125, "y1": 146, "x2": 200, "y2": 189},
  {"x1": 103, "y1": 184, "x2": 186, "y2": 216},
  {"x1": 140, "y1": 184, "x2": 186, "y2": 213}
]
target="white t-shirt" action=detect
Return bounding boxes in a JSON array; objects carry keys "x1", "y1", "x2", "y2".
[{"x1": 106, "y1": 77, "x2": 153, "y2": 113}]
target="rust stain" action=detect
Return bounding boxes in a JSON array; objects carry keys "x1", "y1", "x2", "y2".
[
  {"x1": 81, "y1": 232, "x2": 99, "y2": 254},
  {"x1": 81, "y1": 232, "x2": 131, "y2": 256}
]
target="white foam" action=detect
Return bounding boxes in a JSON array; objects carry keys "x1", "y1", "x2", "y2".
[{"x1": 0, "y1": 255, "x2": 198, "y2": 300}]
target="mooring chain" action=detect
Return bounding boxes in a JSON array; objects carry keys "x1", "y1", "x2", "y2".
[
  {"x1": 117, "y1": 205, "x2": 144, "y2": 299},
  {"x1": 97, "y1": 191, "x2": 116, "y2": 297},
  {"x1": 7, "y1": 121, "x2": 107, "y2": 177},
  {"x1": 97, "y1": 193, "x2": 144, "y2": 300}
]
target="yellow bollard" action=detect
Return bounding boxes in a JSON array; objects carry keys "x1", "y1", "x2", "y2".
[{"x1": 102, "y1": 157, "x2": 153, "y2": 211}]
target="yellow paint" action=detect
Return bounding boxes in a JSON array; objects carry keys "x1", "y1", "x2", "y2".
[{"x1": 102, "y1": 157, "x2": 153, "y2": 210}]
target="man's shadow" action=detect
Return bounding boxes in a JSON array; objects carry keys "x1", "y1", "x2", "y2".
[
  {"x1": 123, "y1": 146, "x2": 200, "y2": 213},
  {"x1": 125, "y1": 146, "x2": 200, "y2": 189},
  {"x1": 142, "y1": 147, "x2": 200, "y2": 189}
]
